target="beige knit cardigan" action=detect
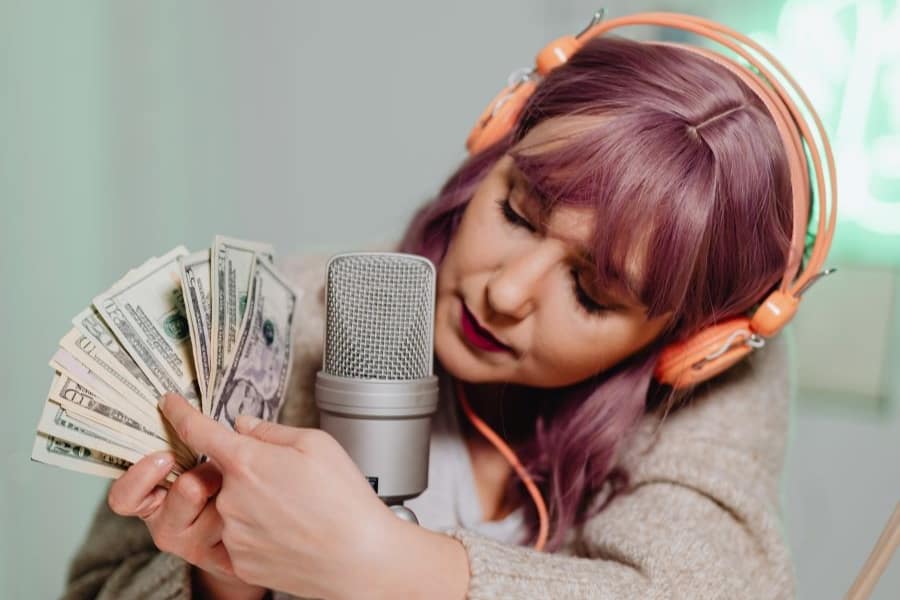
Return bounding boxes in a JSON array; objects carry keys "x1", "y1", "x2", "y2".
[{"x1": 62, "y1": 254, "x2": 796, "y2": 599}]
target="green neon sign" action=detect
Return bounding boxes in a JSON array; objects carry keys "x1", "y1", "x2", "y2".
[{"x1": 742, "y1": 0, "x2": 900, "y2": 265}]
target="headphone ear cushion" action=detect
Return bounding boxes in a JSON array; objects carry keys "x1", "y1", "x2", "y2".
[{"x1": 653, "y1": 317, "x2": 757, "y2": 389}]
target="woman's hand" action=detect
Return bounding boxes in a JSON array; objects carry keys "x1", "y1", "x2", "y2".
[
  {"x1": 157, "y1": 392, "x2": 427, "y2": 600},
  {"x1": 106, "y1": 450, "x2": 267, "y2": 600}
]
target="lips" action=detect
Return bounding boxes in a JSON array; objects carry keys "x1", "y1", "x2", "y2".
[{"x1": 460, "y1": 302, "x2": 512, "y2": 353}]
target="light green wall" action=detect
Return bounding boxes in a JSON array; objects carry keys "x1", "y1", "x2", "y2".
[
  {"x1": 0, "y1": 2, "x2": 555, "y2": 596},
  {"x1": 2, "y1": 2, "x2": 116, "y2": 596}
]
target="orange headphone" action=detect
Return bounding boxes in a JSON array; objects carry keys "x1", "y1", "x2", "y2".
[{"x1": 457, "y1": 11, "x2": 838, "y2": 551}]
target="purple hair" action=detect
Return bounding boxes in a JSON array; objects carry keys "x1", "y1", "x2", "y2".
[{"x1": 399, "y1": 36, "x2": 795, "y2": 551}]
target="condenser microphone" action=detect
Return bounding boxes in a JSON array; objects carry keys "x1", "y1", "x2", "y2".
[{"x1": 314, "y1": 252, "x2": 439, "y2": 524}]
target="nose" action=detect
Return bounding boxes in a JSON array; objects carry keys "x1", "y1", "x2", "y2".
[{"x1": 485, "y1": 245, "x2": 558, "y2": 321}]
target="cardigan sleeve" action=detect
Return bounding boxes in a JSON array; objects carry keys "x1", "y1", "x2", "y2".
[
  {"x1": 62, "y1": 497, "x2": 193, "y2": 600},
  {"x1": 442, "y1": 330, "x2": 797, "y2": 600}
]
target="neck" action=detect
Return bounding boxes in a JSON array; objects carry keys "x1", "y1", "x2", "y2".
[{"x1": 455, "y1": 380, "x2": 539, "y2": 446}]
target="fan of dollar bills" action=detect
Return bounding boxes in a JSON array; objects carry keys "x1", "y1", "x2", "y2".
[{"x1": 31, "y1": 236, "x2": 299, "y2": 480}]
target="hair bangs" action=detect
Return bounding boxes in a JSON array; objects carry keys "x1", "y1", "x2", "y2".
[{"x1": 510, "y1": 112, "x2": 717, "y2": 322}]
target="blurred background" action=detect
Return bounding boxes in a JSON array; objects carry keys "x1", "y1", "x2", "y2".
[{"x1": 1, "y1": 0, "x2": 897, "y2": 597}]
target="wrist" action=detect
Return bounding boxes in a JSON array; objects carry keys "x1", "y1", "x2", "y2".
[{"x1": 368, "y1": 518, "x2": 470, "y2": 600}]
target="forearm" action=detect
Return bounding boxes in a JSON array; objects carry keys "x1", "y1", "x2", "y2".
[{"x1": 436, "y1": 479, "x2": 794, "y2": 600}]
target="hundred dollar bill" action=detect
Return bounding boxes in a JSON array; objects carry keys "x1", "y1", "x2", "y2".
[
  {"x1": 38, "y1": 376, "x2": 146, "y2": 458},
  {"x1": 50, "y1": 348, "x2": 168, "y2": 439},
  {"x1": 48, "y1": 400, "x2": 158, "y2": 460},
  {"x1": 209, "y1": 236, "x2": 274, "y2": 399},
  {"x1": 178, "y1": 250, "x2": 213, "y2": 414},
  {"x1": 31, "y1": 433, "x2": 130, "y2": 480},
  {"x1": 211, "y1": 256, "x2": 297, "y2": 429},
  {"x1": 59, "y1": 328, "x2": 158, "y2": 421},
  {"x1": 47, "y1": 372, "x2": 194, "y2": 467},
  {"x1": 47, "y1": 367, "x2": 166, "y2": 447},
  {"x1": 47, "y1": 363, "x2": 171, "y2": 450},
  {"x1": 93, "y1": 246, "x2": 201, "y2": 409},
  {"x1": 38, "y1": 397, "x2": 146, "y2": 465},
  {"x1": 72, "y1": 307, "x2": 160, "y2": 408}
]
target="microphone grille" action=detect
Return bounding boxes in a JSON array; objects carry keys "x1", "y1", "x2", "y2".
[{"x1": 323, "y1": 253, "x2": 436, "y2": 380}]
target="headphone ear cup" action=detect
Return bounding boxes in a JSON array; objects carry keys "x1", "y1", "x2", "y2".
[{"x1": 653, "y1": 317, "x2": 757, "y2": 389}]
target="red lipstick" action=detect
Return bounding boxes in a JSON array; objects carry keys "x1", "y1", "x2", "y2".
[{"x1": 460, "y1": 303, "x2": 511, "y2": 353}]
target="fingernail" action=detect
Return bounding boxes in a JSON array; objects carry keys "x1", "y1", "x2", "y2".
[
  {"x1": 158, "y1": 394, "x2": 168, "y2": 410},
  {"x1": 237, "y1": 415, "x2": 262, "y2": 432},
  {"x1": 153, "y1": 452, "x2": 174, "y2": 468}
]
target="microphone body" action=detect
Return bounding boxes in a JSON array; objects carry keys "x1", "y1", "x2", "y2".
[
  {"x1": 316, "y1": 374, "x2": 437, "y2": 503},
  {"x1": 314, "y1": 252, "x2": 439, "y2": 519}
]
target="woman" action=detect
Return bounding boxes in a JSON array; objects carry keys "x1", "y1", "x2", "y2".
[{"x1": 63, "y1": 14, "x2": 834, "y2": 600}]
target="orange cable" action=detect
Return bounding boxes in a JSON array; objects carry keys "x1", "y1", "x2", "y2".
[{"x1": 455, "y1": 380, "x2": 549, "y2": 551}]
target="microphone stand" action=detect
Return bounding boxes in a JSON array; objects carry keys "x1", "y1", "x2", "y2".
[
  {"x1": 845, "y1": 501, "x2": 900, "y2": 600},
  {"x1": 387, "y1": 502, "x2": 418, "y2": 524}
]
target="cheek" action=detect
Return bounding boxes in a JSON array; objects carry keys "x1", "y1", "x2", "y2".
[
  {"x1": 529, "y1": 332, "x2": 603, "y2": 385},
  {"x1": 527, "y1": 316, "x2": 640, "y2": 386},
  {"x1": 433, "y1": 269, "x2": 463, "y2": 355},
  {"x1": 433, "y1": 305, "x2": 455, "y2": 370}
]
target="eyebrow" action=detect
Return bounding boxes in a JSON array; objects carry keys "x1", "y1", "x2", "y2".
[{"x1": 509, "y1": 164, "x2": 553, "y2": 209}]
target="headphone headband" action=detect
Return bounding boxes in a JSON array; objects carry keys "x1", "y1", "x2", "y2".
[{"x1": 465, "y1": 11, "x2": 837, "y2": 388}]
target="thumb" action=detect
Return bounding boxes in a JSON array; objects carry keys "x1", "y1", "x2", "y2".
[{"x1": 235, "y1": 416, "x2": 301, "y2": 447}]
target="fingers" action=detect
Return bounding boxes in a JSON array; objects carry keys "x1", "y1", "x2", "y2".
[
  {"x1": 206, "y1": 541, "x2": 234, "y2": 577},
  {"x1": 188, "y1": 498, "x2": 226, "y2": 548},
  {"x1": 159, "y1": 393, "x2": 242, "y2": 466},
  {"x1": 108, "y1": 451, "x2": 176, "y2": 516},
  {"x1": 235, "y1": 416, "x2": 301, "y2": 447},
  {"x1": 148, "y1": 461, "x2": 223, "y2": 532}
]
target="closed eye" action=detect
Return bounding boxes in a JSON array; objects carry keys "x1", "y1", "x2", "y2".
[
  {"x1": 496, "y1": 197, "x2": 536, "y2": 232},
  {"x1": 570, "y1": 268, "x2": 612, "y2": 315},
  {"x1": 496, "y1": 197, "x2": 611, "y2": 315}
]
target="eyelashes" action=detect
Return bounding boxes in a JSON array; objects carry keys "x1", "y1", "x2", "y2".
[
  {"x1": 497, "y1": 196, "x2": 536, "y2": 232},
  {"x1": 494, "y1": 197, "x2": 610, "y2": 315},
  {"x1": 569, "y1": 268, "x2": 610, "y2": 315}
]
